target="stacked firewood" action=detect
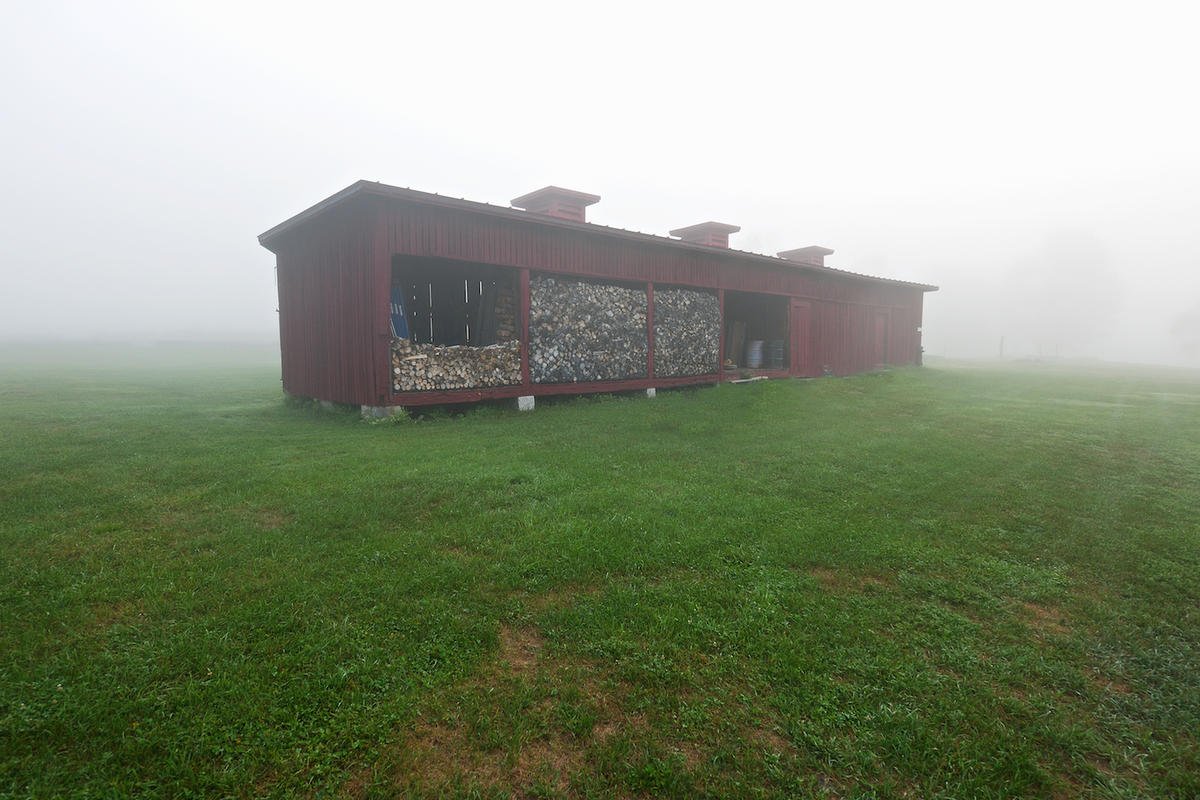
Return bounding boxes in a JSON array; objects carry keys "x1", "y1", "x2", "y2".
[
  {"x1": 391, "y1": 338, "x2": 521, "y2": 392},
  {"x1": 530, "y1": 276, "x2": 648, "y2": 383},
  {"x1": 494, "y1": 284, "x2": 516, "y2": 343},
  {"x1": 653, "y1": 289, "x2": 721, "y2": 377}
]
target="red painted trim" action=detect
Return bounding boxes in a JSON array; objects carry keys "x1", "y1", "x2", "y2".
[
  {"x1": 646, "y1": 282, "x2": 655, "y2": 380},
  {"x1": 519, "y1": 268, "x2": 531, "y2": 389}
]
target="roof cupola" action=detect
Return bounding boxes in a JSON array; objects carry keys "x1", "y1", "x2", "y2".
[
  {"x1": 511, "y1": 186, "x2": 600, "y2": 223},
  {"x1": 669, "y1": 221, "x2": 741, "y2": 249}
]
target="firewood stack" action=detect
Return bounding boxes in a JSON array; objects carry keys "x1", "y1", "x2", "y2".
[
  {"x1": 530, "y1": 276, "x2": 648, "y2": 383},
  {"x1": 653, "y1": 288, "x2": 721, "y2": 377},
  {"x1": 391, "y1": 338, "x2": 521, "y2": 392},
  {"x1": 494, "y1": 283, "x2": 516, "y2": 343}
]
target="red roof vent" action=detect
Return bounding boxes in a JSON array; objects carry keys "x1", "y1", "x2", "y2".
[
  {"x1": 778, "y1": 246, "x2": 834, "y2": 266},
  {"x1": 511, "y1": 186, "x2": 600, "y2": 223},
  {"x1": 669, "y1": 221, "x2": 741, "y2": 249}
]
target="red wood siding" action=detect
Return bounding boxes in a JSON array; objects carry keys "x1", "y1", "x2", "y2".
[
  {"x1": 373, "y1": 196, "x2": 918, "y2": 304},
  {"x1": 273, "y1": 209, "x2": 382, "y2": 405},
  {"x1": 264, "y1": 189, "x2": 930, "y2": 407},
  {"x1": 370, "y1": 197, "x2": 926, "y2": 381}
]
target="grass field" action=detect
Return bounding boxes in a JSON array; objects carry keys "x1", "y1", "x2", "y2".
[{"x1": 2, "y1": 345, "x2": 1198, "y2": 799}]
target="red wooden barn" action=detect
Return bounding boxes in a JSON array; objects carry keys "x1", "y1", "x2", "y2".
[{"x1": 258, "y1": 181, "x2": 937, "y2": 413}]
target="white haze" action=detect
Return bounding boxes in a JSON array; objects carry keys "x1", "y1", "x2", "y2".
[{"x1": 3, "y1": 0, "x2": 1198, "y2": 365}]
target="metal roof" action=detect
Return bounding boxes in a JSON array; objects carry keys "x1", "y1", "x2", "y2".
[{"x1": 258, "y1": 180, "x2": 938, "y2": 292}]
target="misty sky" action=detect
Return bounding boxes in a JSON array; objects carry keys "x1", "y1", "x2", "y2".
[{"x1": 3, "y1": 1, "x2": 1198, "y2": 364}]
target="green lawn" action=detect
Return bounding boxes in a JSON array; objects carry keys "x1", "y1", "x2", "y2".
[{"x1": 2, "y1": 346, "x2": 1198, "y2": 799}]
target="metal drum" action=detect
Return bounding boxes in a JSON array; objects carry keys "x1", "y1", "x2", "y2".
[
  {"x1": 746, "y1": 340, "x2": 764, "y2": 368},
  {"x1": 769, "y1": 339, "x2": 785, "y2": 369}
]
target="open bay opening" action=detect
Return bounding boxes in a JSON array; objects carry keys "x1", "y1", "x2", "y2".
[
  {"x1": 390, "y1": 256, "x2": 521, "y2": 393},
  {"x1": 723, "y1": 291, "x2": 789, "y2": 371}
]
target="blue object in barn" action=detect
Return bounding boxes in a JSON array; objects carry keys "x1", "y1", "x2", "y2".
[{"x1": 389, "y1": 286, "x2": 409, "y2": 339}]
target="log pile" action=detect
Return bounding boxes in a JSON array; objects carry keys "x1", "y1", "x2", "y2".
[
  {"x1": 653, "y1": 288, "x2": 721, "y2": 377},
  {"x1": 494, "y1": 283, "x2": 517, "y2": 343},
  {"x1": 530, "y1": 276, "x2": 648, "y2": 383},
  {"x1": 391, "y1": 338, "x2": 521, "y2": 392}
]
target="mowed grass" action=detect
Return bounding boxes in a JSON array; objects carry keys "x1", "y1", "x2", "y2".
[{"x1": 2, "y1": 346, "x2": 1198, "y2": 799}]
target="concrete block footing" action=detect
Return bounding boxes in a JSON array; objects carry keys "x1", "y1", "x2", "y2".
[
  {"x1": 516, "y1": 395, "x2": 535, "y2": 412},
  {"x1": 361, "y1": 404, "x2": 405, "y2": 420},
  {"x1": 645, "y1": 387, "x2": 657, "y2": 398}
]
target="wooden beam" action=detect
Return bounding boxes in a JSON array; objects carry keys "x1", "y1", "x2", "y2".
[{"x1": 389, "y1": 373, "x2": 723, "y2": 406}]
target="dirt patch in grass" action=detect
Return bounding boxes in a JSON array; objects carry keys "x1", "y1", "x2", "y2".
[
  {"x1": 394, "y1": 700, "x2": 587, "y2": 796},
  {"x1": 1086, "y1": 667, "x2": 1133, "y2": 695},
  {"x1": 673, "y1": 740, "x2": 705, "y2": 770},
  {"x1": 518, "y1": 582, "x2": 605, "y2": 613},
  {"x1": 394, "y1": 719, "x2": 587, "y2": 797},
  {"x1": 499, "y1": 624, "x2": 543, "y2": 673},
  {"x1": 592, "y1": 717, "x2": 632, "y2": 743},
  {"x1": 89, "y1": 598, "x2": 143, "y2": 631},
  {"x1": 1086, "y1": 753, "x2": 1121, "y2": 780},
  {"x1": 813, "y1": 773, "x2": 846, "y2": 799},
  {"x1": 436, "y1": 544, "x2": 472, "y2": 559},
  {"x1": 748, "y1": 724, "x2": 792, "y2": 754},
  {"x1": 359, "y1": 622, "x2": 624, "y2": 798},
  {"x1": 368, "y1": 616, "x2": 768, "y2": 798},
  {"x1": 548, "y1": 582, "x2": 596, "y2": 605},
  {"x1": 338, "y1": 765, "x2": 373, "y2": 800},
  {"x1": 808, "y1": 566, "x2": 839, "y2": 587},
  {"x1": 1020, "y1": 600, "x2": 1070, "y2": 635},
  {"x1": 251, "y1": 507, "x2": 292, "y2": 531},
  {"x1": 807, "y1": 566, "x2": 894, "y2": 593}
]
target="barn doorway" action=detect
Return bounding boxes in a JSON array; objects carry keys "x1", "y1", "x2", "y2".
[
  {"x1": 790, "y1": 299, "x2": 814, "y2": 376},
  {"x1": 873, "y1": 310, "x2": 890, "y2": 368},
  {"x1": 723, "y1": 291, "x2": 789, "y2": 371}
]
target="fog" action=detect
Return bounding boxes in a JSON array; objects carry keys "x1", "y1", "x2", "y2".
[{"x1": 4, "y1": 1, "x2": 1198, "y2": 365}]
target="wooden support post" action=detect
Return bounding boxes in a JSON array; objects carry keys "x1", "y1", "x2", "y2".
[
  {"x1": 646, "y1": 282, "x2": 655, "y2": 380},
  {"x1": 519, "y1": 268, "x2": 531, "y2": 388}
]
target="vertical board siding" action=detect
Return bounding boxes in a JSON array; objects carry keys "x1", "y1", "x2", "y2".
[
  {"x1": 367, "y1": 195, "x2": 928, "y2": 381},
  {"x1": 274, "y1": 210, "x2": 379, "y2": 405},
  {"x1": 269, "y1": 194, "x2": 930, "y2": 405}
]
